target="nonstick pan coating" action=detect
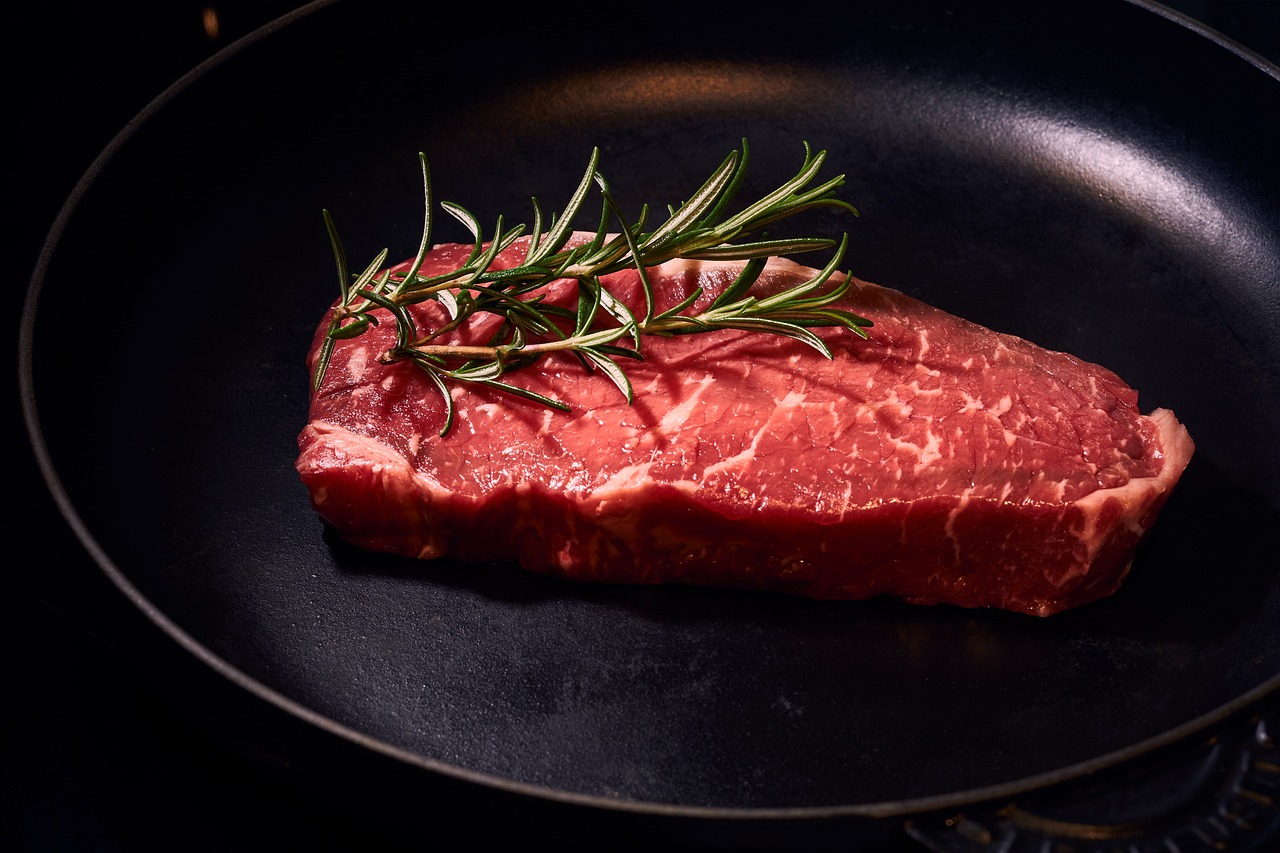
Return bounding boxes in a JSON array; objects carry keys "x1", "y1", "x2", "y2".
[{"x1": 19, "y1": 0, "x2": 1280, "y2": 845}]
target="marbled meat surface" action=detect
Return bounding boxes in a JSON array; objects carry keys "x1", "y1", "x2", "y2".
[{"x1": 296, "y1": 236, "x2": 1194, "y2": 616}]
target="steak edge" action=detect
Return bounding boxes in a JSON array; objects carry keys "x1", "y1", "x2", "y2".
[{"x1": 297, "y1": 237, "x2": 1194, "y2": 616}]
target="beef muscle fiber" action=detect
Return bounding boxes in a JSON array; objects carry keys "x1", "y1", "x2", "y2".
[{"x1": 297, "y1": 236, "x2": 1194, "y2": 616}]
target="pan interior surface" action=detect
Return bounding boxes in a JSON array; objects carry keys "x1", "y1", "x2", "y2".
[{"x1": 23, "y1": 0, "x2": 1280, "y2": 814}]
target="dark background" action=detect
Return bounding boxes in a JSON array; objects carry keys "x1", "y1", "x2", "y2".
[{"x1": 7, "y1": 2, "x2": 1280, "y2": 851}]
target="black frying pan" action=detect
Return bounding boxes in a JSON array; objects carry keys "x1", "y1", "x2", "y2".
[{"x1": 19, "y1": 0, "x2": 1280, "y2": 849}]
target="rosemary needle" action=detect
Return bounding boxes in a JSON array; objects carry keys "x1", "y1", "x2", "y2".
[{"x1": 313, "y1": 139, "x2": 872, "y2": 437}]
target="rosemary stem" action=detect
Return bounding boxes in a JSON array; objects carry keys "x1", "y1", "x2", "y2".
[{"x1": 315, "y1": 140, "x2": 868, "y2": 437}]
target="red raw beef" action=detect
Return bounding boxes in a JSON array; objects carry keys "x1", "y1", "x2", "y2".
[{"x1": 296, "y1": 236, "x2": 1194, "y2": 616}]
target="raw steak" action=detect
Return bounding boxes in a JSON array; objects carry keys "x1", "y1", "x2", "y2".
[{"x1": 296, "y1": 236, "x2": 1194, "y2": 616}]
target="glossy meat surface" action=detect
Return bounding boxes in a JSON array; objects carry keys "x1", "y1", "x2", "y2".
[{"x1": 296, "y1": 237, "x2": 1193, "y2": 615}]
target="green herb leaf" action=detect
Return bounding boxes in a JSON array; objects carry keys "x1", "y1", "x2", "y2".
[{"x1": 313, "y1": 140, "x2": 870, "y2": 436}]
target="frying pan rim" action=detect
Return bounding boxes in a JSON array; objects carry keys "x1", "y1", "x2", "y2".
[{"x1": 18, "y1": 0, "x2": 1280, "y2": 824}]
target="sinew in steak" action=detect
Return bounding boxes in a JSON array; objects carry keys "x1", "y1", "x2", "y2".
[{"x1": 296, "y1": 236, "x2": 1194, "y2": 616}]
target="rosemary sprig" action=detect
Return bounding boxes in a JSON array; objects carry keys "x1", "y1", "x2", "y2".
[{"x1": 313, "y1": 139, "x2": 872, "y2": 436}]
